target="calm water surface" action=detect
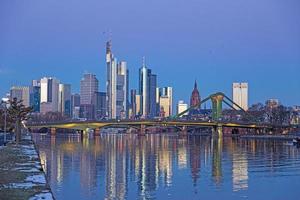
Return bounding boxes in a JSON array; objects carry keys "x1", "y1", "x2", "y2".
[{"x1": 32, "y1": 133, "x2": 300, "y2": 200}]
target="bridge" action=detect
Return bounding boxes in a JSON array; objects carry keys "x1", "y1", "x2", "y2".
[
  {"x1": 26, "y1": 92, "x2": 290, "y2": 136},
  {"x1": 27, "y1": 119, "x2": 274, "y2": 138}
]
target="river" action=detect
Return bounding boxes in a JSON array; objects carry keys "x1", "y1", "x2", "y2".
[{"x1": 32, "y1": 133, "x2": 300, "y2": 200}]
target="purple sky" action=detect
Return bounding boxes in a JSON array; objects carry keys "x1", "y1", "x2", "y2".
[{"x1": 0, "y1": 0, "x2": 300, "y2": 106}]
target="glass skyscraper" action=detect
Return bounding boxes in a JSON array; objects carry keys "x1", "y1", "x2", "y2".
[
  {"x1": 106, "y1": 41, "x2": 129, "y2": 119},
  {"x1": 80, "y1": 73, "x2": 99, "y2": 119},
  {"x1": 139, "y1": 59, "x2": 157, "y2": 118}
]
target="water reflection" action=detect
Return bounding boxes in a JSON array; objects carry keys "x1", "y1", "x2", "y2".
[{"x1": 33, "y1": 133, "x2": 300, "y2": 200}]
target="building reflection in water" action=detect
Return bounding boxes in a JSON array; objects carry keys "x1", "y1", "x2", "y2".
[
  {"x1": 32, "y1": 132, "x2": 300, "y2": 200},
  {"x1": 231, "y1": 138, "x2": 249, "y2": 192},
  {"x1": 211, "y1": 136, "x2": 223, "y2": 185}
]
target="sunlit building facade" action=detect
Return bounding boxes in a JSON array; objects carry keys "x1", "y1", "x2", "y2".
[
  {"x1": 40, "y1": 77, "x2": 60, "y2": 112},
  {"x1": 232, "y1": 82, "x2": 248, "y2": 111},
  {"x1": 177, "y1": 100, "x2": 188, "y2": 116},
  {"x1": 58, "y1": 83, "x2": 71, "y2": 117}
]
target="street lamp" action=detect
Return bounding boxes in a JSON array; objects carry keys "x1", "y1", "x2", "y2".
[{"x1": 1, "y1": 98, "x2": 9, "y2": 145}]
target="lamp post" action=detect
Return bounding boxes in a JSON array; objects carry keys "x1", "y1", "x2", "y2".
[{"x1": 1, "y1": 98, "x2": 9, "y2": 145}]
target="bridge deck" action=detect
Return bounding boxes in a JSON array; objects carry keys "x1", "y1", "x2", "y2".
[{"x1": 27, "y1": 120, "x2": 271, "y2": 130}]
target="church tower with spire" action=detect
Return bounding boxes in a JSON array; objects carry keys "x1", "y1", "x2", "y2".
[{"x1": 190, "y1": 80, "x2": 201, "y2": 108}]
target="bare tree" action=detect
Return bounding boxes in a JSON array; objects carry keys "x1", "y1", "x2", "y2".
[{"x1": 7, "y1": 98, "x2": 32, "y2": 144}]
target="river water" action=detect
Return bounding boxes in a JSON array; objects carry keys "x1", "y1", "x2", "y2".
[{"x1": 32, "y1": 133, "x2": 300, "y2": 200}]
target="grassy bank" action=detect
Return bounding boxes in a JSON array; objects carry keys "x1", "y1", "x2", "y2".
[{"x1": 0, "y1": 138, "x2": 53, "y2": 200}]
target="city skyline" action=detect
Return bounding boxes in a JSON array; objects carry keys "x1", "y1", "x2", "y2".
[{"x1": 1, "y1": 0, "x2": 300, "y2": 106}]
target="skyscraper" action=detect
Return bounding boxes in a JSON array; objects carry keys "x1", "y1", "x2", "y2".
[
  {"x1": 10, "y1": 86, "x2": 30, "y2": 107},
  {"x1": 232, "y1": 82, "x2": 248, "y2": 111},
  {"x1": 58, "y1": 84, "x2": 71, "y2": 117},
  {"x1": 139, "y1": 59, "x2": 157, "y2": 118},
  {"x1": 159, "y1": 96, "x2": 171, "y2": 117},
  {"x1": 80, "y1": 73, "x2": 99, "y2": 119},
  {"x1": 80, "y1": 73, "x2": 98, "y2": 105},
  {"x1": 92, "y1": 92, "x2": 107, "y2": 119},
  {"x1": 71, "y1": 93, "x2": 80, "y2": 119},
  {"x1": 40, "y1": 77, "x2": 60, "y2": 112},
  {"x1": 30, "y1": 80, "x2": 40, "y2": 112},
  {"x1": 130, "y1": 89, "x2": 137, "y2": 118},
  {"x1": 157, "y1": 87, "x2": 173, "y2": 117},
  {"x1": 106, "y1": 40, "x2": 117, "y2": 119},
  {"x1": 106, "y1": 41, "x2": 129, "y2": 119},
  {"x1": 116, "y1": 61, "x2": 129, "y2": 119}
]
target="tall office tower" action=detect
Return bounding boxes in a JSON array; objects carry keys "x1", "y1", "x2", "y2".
[
  {"x1": 135, "y1": 94, "x2": 141, "y2": 117},
  {"x1": 10, "y1": 86, "x2": 30, "y2": 107},
  {"x1": 58, "y1": 84, "x2": 71, "y2": 117},
  {"x1": 106, "y1": 40, "x2": 117, "y2": 119},
  {"x1": 80, "y1": 73, "x2": 99, "y2": 119},
  {"x1": 139, "y1": 59, "x2": 157, "y2": 118},
  {"x1": 80, "y1": 73, "x2": 98, "y2": 104},
  {"x1": 116, "y1": 61, "x2": 129, "y2": 119},
  {"x1": 40, "y1": 77, "x2": 60, "y2": 113},
  {"x1": 130, "y1": 89, "x2": 137, "y2": 118},
  {"x1": 92, "y1": 92, "x2": 107, "y2": 120},
  {"x1": 159, "y1": 96, "x2": 171, "y2": 117},
  {"x1": 71, "y1": 93, "x2": 80, "y2": 119},
  {"x1": 106, "y1": 41, "x2": 129, "y2": 119},
  {"x1": 177, "y1": 100, "x2": 188, "y2": 116},
  {"x1": 157, "y1": 87, "x2": 173, "y2": 116},
  {"x1": 232, "y1": 82, "x2": 248, "y2": 111},
  {"x1": 149, "y1": 74, "x2": 157, "y2": 118},
  {"x1": 30, "y1": 80, "x2": 40, "y2": 112}
]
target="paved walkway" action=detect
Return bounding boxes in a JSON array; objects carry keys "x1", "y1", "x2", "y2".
[{"x1": 0, "y1": 135, "x2": 54, "y2": 200}]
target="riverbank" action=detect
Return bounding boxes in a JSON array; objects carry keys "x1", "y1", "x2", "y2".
[{"x1": 0, "y1": 135, "x2": 54, "y2": 200}]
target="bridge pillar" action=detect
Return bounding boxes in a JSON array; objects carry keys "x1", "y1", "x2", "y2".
[
  {"x1": 181, "y1": 126, "x2": 188, "y2": 135},
  {"x1": 50, "y1": 127, "x2": 56, "y2": 136},
  {"x1": 94, "y1": 128, "x2": 101, "y2": 137},
  {"x1": 83, "y1": 128, "x2": 89, "y2": 137},
  {"x1": 211, "y1": 94, "x2": 224, "y2": 121},
  {"x1": 212, "y1": 125, "x2": 223, "y2": 138},
  {"x1": 139, "y1": 124, "x2": 146, "y2": 135}
]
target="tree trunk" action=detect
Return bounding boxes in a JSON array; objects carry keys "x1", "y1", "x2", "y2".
[{"x1": 15, "y1": 119, "x2": 21, "y2": 144}]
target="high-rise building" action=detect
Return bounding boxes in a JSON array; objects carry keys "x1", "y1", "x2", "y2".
[
  {"x1": 130, "y1": 89, "x2": 137, "y2": 118},
  {"x1": 80, "y1": 104, "x2": 95, "y2": 120},
  {"x1": 135, "y1": 94, "x2": 141, "y2": 117},
  {"x1": 106, "y1": 41, "x2": 117, "y2": 119},
  {"x1": 177, "y1": 100, "x2": 188, "y2": 116},
  {"x1": 159, "y1": 96, "x2": 171, "y2": 117},
  {"x1": 10, "y1": 86, "x2": 30, "y2": 107},
  {"x1": 232, "y1": 82, "x2": 248, "y2": 111},
  {"x1": 116, "y1": 61, "x2": 129, "y2": 119},
  {"x1": 30, "y1": 80, "x2": 40, "y2": 112},
  {"x1": 80, "y1": 73, "x2": 98, "y2": 105},
  {"x1": 71, "y1": 93, "x2": 80, "y2": 119},
  {"x1": 58, "y1": 84, "x2": 71, "y2": 117},
  {"x1": 139, "y1": 59, "x2": 157, "y2": 118},
  {"x1": 92, "y1": 92, "x2": 107, "y2": 119},
  {"x1": 40, "y1": 77, "x2": 60, "y2": 112},
  {"x1": 106, "y1": 41, "x2": 129, "y2": 119},
  {"x1": 149, "y1": 74, "x2": 157, "y2": 118},
  {"x1": 80, "y1": 73, "x2": 99, "y2": 119},
  {"x1": 157, "y1": 87, "x2": 173, "y2": 117}
]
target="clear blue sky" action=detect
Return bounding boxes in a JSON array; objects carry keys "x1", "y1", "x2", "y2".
[{"x1": 0, "y1": 0, "x2": 299, "y2": 106}]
